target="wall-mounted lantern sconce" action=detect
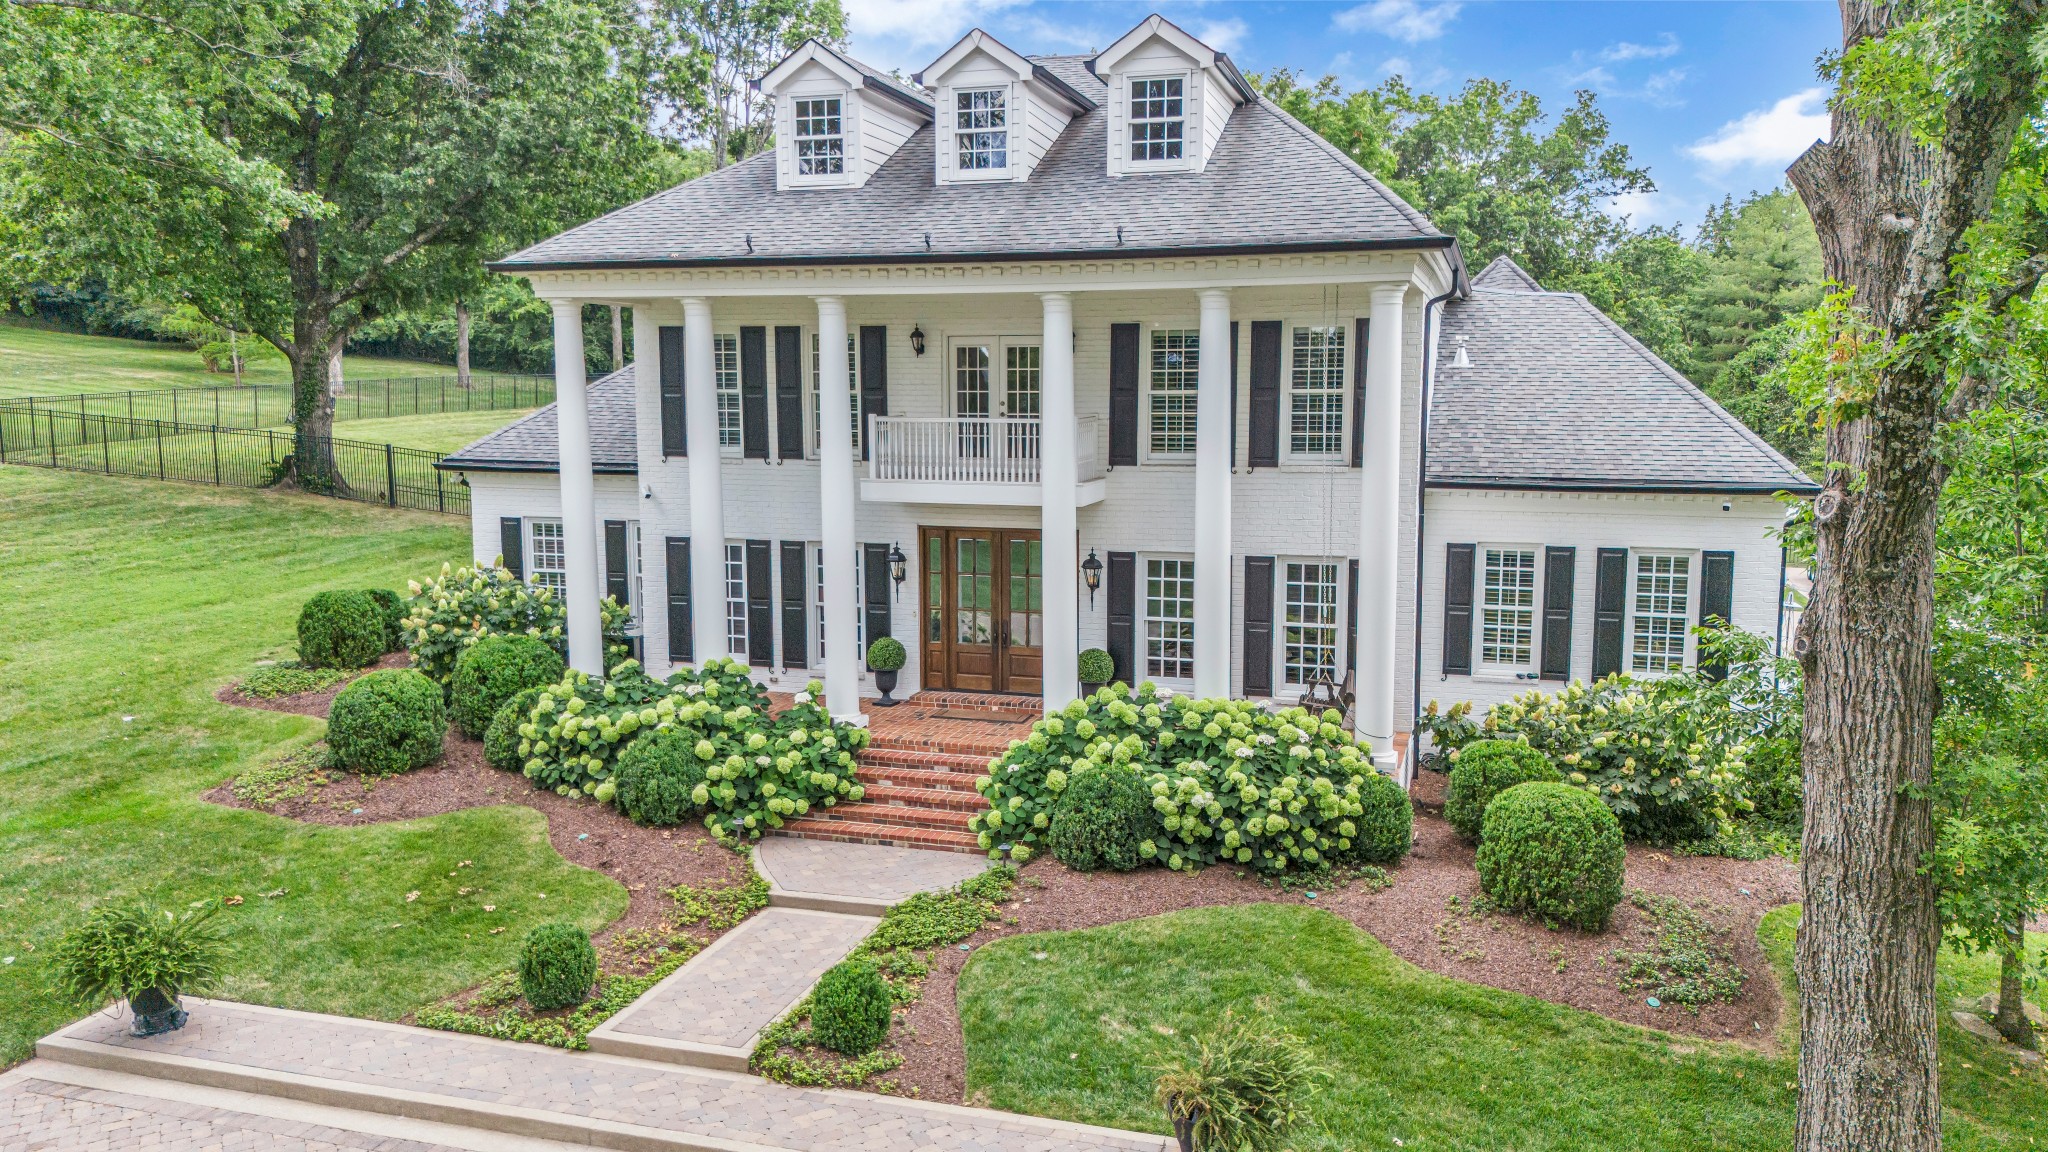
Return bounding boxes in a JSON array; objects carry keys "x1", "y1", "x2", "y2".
[
  {"x1": 887, "y1": 542, "x2": 907, "y2": 601},
  {"x1": 1082, "y1": 548, "x2": 1103, "y2": 608},
  {"x1": 909, "y1": 326, "x2": 926, "y2": 357}
]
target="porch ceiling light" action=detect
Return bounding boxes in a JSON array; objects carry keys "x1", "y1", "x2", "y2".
[
  {"x1": 888, "y1": 542, "x2": 908, "y2": 600},
  {"x1": 1082, "y1": 548, "x2": 1103, "y2": 608},
  {"x1": 910, "y1": 325, "x2": 926, "y2": 356}
]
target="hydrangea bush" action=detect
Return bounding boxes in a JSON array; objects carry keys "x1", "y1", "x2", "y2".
[
  {"x1": 971, "y1": 684, "x2": 1389, "y2": 875},
  {"x1": 401, "y1": 563, "x2": 629, "y2": 685}
]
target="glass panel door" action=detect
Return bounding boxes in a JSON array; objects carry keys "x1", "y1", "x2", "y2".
[
  {"x1": 949, "y1": 531, "x2": 998, "y2": 691},
  {"x1": 1003, "y1": 533, "x2": 1043, "y2": 694},
  {"x1": 953, "y1": 341, "x2": 992, "y2": 459},
  {"x1": 1003, "y1": 342, "x2": 1041, "y2": 464}
]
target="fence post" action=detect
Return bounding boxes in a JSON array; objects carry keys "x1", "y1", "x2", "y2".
[
  {"x1": 214, "y1": 390, "x2": 221, "y2": 426},
  {"x1": 0, "y1": 409, "x2": 8, "y2": 463},
  {"x1": 382, "y1": 442, "x2": 397, "y2": 507},
  {"x1": 127, "y1": 393, "x2": 135, "y2": 422},
  {"x1": 171, "y1": 391, "x2": 179, "y2": 424},
  {"x1": 156, "y1": 422, "x2": 165, "y2": 479},
  {"x1": 435, "y1": 462, "x2": 445, "y2": 513},
  {"x1": 101, "y1": 418, "x2": 111, "y2": 473},
  {"x1": 212, "y1": 425, "x2": 221, "y2": 486},
  {"x1": 48, "y1": 410, "x2": 58, "y2": 467}
]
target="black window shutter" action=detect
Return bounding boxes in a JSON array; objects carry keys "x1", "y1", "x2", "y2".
[
  {"x1": 858, "y1": 326, "x2": 887, "y2": 461},
  {"x1": 665, "y1": 537, "x2": 692, "y2": 663},
  {"x1": 774, "y1": 326, "x2": 804, "y2": 460},
  {"x1": 1243, "y1": 556, "x2": 1275, "y2": 696},
  {"x1": 604, "y1": 520, "x2": 630, "y2": 608},
  {"x1": 740, "y1": 326, "x2": 768, "y2": 460},
  {"x1": 1346, "y1": 558, "x2": 1360, "y2": 673},
  {"x1": 1442, "y1": 543, "x2": 1475, "y2": 676},
  {"x1": 659, "y1": 325, "x2": 686, "y2": 457},
  {"x1": 1539, "y1": 546, "x2": 1576, "y2": 681},
  {"x1": 745, "y1": 540, "x2": 774, "y2": 667},
  {"x1": 1248, "y1": 320, "x2": 1281, "y2": 469},
  {"x1": 780, "y1": 540, "x2": 808, "y2": 669},
  {"x1": 1698, "y1": 550, "x2": 1735, "y2": 680},
  {"x1": 500, "y1": 517, "x2": 523, "y2": 579},
  {"x1": 862, "y1": 542, "x2": 893, "y2": 657},
  {"x1": 1350, "y1": 317, "x2": 1370, "y2": 468},
  {"x1": 1108, "y1": 323, "x2": 1139, "y2": 467},
  {"x1": 1592, "y1": 548, "x2": 1629, "y2": 680},
  {"x1": 1106, "y1": 551, "x2": 1137, "y2": 684},
  {"x1": 1229, "y1": 320, "x2": 1240, "y2": 466}
]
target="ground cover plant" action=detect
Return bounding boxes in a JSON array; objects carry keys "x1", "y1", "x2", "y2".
[
  {"x1": 414, "y1": 928, "x2": 702, "y2": 1051},
  {"x1": 0, "y1": 468, "x2": 623, "y2": 1065},
  {"x1": 236, "y1": 664, "x2": 351, "y2": 700},
  {"x1": 1612, "y1": 891, "x2": 1748, "y2": 1012}
]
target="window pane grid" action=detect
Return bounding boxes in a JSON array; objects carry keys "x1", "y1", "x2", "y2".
[
  {"x1": 955, "y1": 88, "x2": 1008, "y2": 171},
  {"x1": 1283, "y1": 562, "x2": 1340, "y2": 686},
  {"x1": 815, "y1": 546, "x2": 862, "y2": 663},
  {"x1": 1129, "y1": 77, "x2": 1185, "y2": 161},
  {"x1": 1480, "y1": 548, "x2": 1537, "y2": 669},
  {"x1": 1289, "y1": 326, "x2": 1345, "y2": 455},
  {"x1": 810, "y1": 333, "x2": 858, "y2": 452},
  {"x1": 529, "y1": 520, "x2": 565, "y2": 595},
  {"x1": 714, "y1": 333, "x2": 740, "y2": 448},
  {"x1": 725, "y1": 543, "x2": 746, "y2": 656},
  {"x1": 793, "y1": 97, "x2": 844, "y2": 176},
  {"x1": 1145, "y1": 558, "x2": 1195, "y2": 679},
  {"x1": 1631, "y1": 554, "x2": 1691, "y2": 673},
  {"x1": 1147, "y1": 329, "x2": 1199, "y2": 454}
]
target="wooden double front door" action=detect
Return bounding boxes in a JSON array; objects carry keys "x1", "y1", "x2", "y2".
[{"x1": 920, "y1": 527, "x2": 1043, "y2": 695}]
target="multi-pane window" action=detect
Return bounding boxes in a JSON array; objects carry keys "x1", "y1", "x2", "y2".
[
  {"x1": 1288, "y1": 326, "x2": 1346, "y2": 456},
  {"x1": 815, "y1": 546, "x2": 863, "y2": 663},
  {"x1": 793, "y1": 97, "x2": 844, "y2": 176},
  {"x1": 1479, "y1": 548, "x2": 1538, "y2": 670},
  {"x1": 1145, "y1": 558, "x2": 1195, "y2": 679},
  {"x1": 1283, "y1": 562, "x2": 1340, "y2": 686},
  {"x1": 811, "y1": 332, "x2": 858, "y2": 452},
  {"x1": 528, "y1": 519, "x2": 565, "y2": 595},
  {"x1": 1147, "y1": 329, "x2": 1199, "y2": 455},
  {"x1": 1129, "y1": 77, "x2": 1184, "y2": 162},
  {"x1": 713, "y1": 333, "x2": 740, "y2": 448},
  {"x1": 1631, "y1": 553, "x2": 1691, "y2": 674},
  {"x1": 724, "y1": 543, "x2": 747, "y2": 657},
  {"x1": 955, "y1": 88, "x2": 1008, "y2": 171}
]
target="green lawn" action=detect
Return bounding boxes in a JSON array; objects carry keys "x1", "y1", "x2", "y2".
[
  {"x1": 333, "y1": 409, "x2": 533, "y2": 454},
  {"x1": 0, "y1": 467, "x2": 624, "y2": 1066},
  {"x1": 0, "y1": 318, "x2": 458, "y2": 399},
  {"x1": 960, "y1": 903, "x2": 2048, "y2": 1151}
]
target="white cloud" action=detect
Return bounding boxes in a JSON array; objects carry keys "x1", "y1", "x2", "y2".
[
  {"x1": 1607, "y1": 189, "x2": 1689, "y2": 227},
  {"x1": 1191, "y1": 17, "x2": 1250, "y2": 53},
  {"x1": 1599, "y1": 34, "x2": 1680, "y2": 63},
  {"x1": 840, "y1": 0, "x2": 1031, "y2": 70},
  {"x1": 1332, "y1": 0, "x2": 1463, "y2": 44},
  {"x1": 1687, "y1": 88, "x2": 1831, "y2": 169}
]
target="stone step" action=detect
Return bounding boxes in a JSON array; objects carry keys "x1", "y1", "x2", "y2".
[
  {"x1": 854, "y1": 764, "x2": 986, "y2": 793},
  {"x1": 754, "y1": 836, "x2": 993, "y2": 915},
  {"x1": 856, "y1": 782, "x2": 988, "y2": 811},
  {"x1": 776, "y1": 818, "x2": 983, "y2": 853}
]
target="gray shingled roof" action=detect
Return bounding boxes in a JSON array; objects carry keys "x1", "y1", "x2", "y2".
[
  {"x1": 436, "y1": 366, "x2": 638, "y2": 474},
  {"x1": 493, "y1": 56, "x2": 1443, "y2": 270},
  {"x1": 1427, "y1": 258, "x2": 1816, "y2": 494}
]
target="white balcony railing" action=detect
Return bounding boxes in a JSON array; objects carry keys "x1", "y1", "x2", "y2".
[{"x1": 867, "y1": 416, "x2": 1102, "y2": 486}]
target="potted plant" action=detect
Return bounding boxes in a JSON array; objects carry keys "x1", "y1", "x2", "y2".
[
  {"x1": 1078, "y1": 648, "x2": 1116, "y2": 697},
  {"x1": 54, "y1": 900, "x2": 229, "y2": 1037},
  {"x1": 1153, "y1": 1012, "x2": 1326, "y2": 1152},
  {"x1": 866, "y1": 636, "x2": 907, "y2": 706}
]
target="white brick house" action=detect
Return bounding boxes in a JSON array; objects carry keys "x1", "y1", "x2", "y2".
[{"x1": 441, "y1": 15, "x2": 1814, "y2": 776}]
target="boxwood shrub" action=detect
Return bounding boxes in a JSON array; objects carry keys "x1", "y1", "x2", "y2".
[
  {"x1": 809, "y1": 958, "x2": 892, "y2": 1055},
  {"x1": 1444, "y1": 739, "x2": 1561, "y2": 841},
  {"x1": 484, "y1": 685, "x2": 547, "y2": 772},
  {"x1": 517, "y1": 922, "x2": 597, "y2": 1010},
  {"x1": 1046, "y1": 765, "x2": 1157, "y2": 872},
  {"x1": 363, "y1": 589, "x2": 406, "y2": 652},
  {"x1": 612, "y1": 728, "x2": 711, "y2": 826},
  {"x1": 1476, "y1": 782, "x2": 1626, "y2": 931},
  {"x1": 297, "y1": 590, "x2": 387, "y2": 670},
  {"x1": 1343, "y1": 770, "x2": 1414, "y2": 864},
  {"x1": 327, "y1": 668, "x2": 446, "y2": 776},
  {"x1": 450, "y1": 634, "x2": 565, "y2": 738}
]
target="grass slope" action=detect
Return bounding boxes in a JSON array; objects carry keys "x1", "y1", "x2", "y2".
[
  {"x1": 961, "y1": 902, "x2": 2048, "y2": 1151},
  {"x1": 332, "y1": 409, "x2": 535, "y2": 454},
  {"x1": 0, "y1": 468, "x2": 624, "y2": 1066},
  {"x1": 0, "y1": 319, "x2": 458, "y2": 399}
]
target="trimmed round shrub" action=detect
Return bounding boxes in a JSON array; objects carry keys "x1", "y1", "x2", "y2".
[
  {"x1": 1078, "y1": 648, "x2": 1116, "y2": 685},
  {"x1": 1046, "y1": 766, "x2": 1156, "y2": 872},
  {"x1": 327, "y1": 669, "x2": 446, "y2": 776},
  {"x1": 1476, "y1": 782, "x2": 1626, "y2": 932},
  {"x1": 809, "y1": 958, "x2": 892, "y2": 1056},
  {"x1": 613, "y1": 728, "x2": 711, "y2": 826},
  {"x1": 363, "y1": 589, "x2": 406, "y2": 652},
  {"x1": 297, "y1": 590, "x2": 386, "y2": 670},
  {"x1": 450, "y1": 634, "x2": 565, "y2": 738},
  {"x1": 1341, "y1": 771, "x2": 1414, "y2": 864},
  {"x1": 1444, "y1": 739, "x2": 1561, "y2": 841},
  {"x1": 518, "y1": 922, "x2": 597, "y2": 1010},
  {"x1": 865, "y1": 636, "x2": 906, "y2": 672},
  {"x1": 484, "y1": 685, "x2": 547, "y2": 772}
]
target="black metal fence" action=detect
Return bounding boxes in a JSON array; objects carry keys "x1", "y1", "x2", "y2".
[{"x1": 0, "y1": 411, "x2": 467, "y2": 516}]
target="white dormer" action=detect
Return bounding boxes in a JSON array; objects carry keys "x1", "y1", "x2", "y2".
[
  {"x1": 1090, "y1": 14, "x2": 1254, "y2": 177},
  {"x1": 914, "y1": 30, "x2": 1096, "y2": 185},
  {"x1": 755, "y1": 40, "x2": 933, "y2": 191}
]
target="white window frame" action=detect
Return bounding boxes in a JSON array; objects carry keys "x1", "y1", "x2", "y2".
[
  {"x1": 810, "y1": 331, "x2": 859, "y2": 455},
  {"x1": 1144, "y1": 326, "x2": 1199, "y2": 460},
  {"x1": 952, "y1": 86, "x2": 1010, "y2": 177},
  {"x1": 1628, "y1": 550, "x2": 1695, "y2": 677},
  {"x1": 814, "y1": 545, "x2": 864, "y2": 665},
  {"x1": 1286, "y1": 325, "x2": 1347, "y2": 461},
  {"x1": 1126, "y1": 74, "x2": 1188, "y2": 168},
  {"x1": 724, "y1": 542, "x2": 747, "y2": 657},
  {"x1": 1282, "y1": 560, "x2": 1342, "y2": 687},
  {"x1": 1476, "y1": 545, "x2": 1540, "y2": 679},
  {"x1": 1143, "y1": 556, "x2": 1196, "y2": 682},
  {"x1": 713, "y1": 332, "x2": 741, "y2": 453},
  {"x1": 791, "y1": 94, "x2": 846, "y2": 180},
  {"x1": 527, "y1": 519, "x2": 566, "y2": 597}
]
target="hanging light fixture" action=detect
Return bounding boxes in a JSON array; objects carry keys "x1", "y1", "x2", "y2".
[
  {"x1": 909, "y1": 326, "x2": 926, "y2": 357},
  {"x1": 1081, "y1": 549, "x2": 1103, "y2": 608},
  {"x1": 887, "y1": 542, "x2": 908, "y2": 601}
]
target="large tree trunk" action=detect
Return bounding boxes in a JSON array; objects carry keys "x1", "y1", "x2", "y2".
[
  {"x1": 1995, "y1": 920, "x2": 2037, "y2": 1049},
  {"x1": 456, "y1": 301, "x2": 472, "y2": 390}
]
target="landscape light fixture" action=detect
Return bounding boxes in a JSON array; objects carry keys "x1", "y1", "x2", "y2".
[
  {"x1": 1082, "y1": 549, "x2": 1103, "y2": 608},
  {"x1": 887, "y1": 542, "x2": 907, "y2": 600},
  {"x1": 910, "y1": 326, "x2": 926, "y2": 356}
]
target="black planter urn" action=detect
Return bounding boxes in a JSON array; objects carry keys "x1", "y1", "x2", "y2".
[
  {"x1": 128, "y1": 987, "x2": 188, "y2": 1037},
  {"x1": 873, "y1": 668, "x2": 900, "y2": 705},
  {"x1": 1080, "y1": 681, "x2": 1105, "y2": 697}
]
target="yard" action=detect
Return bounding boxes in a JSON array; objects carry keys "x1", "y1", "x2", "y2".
[{"x1": 0, "y1": 317, "x2": 459, "y2": 399}]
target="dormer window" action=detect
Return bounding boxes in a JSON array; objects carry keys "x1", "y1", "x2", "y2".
[
  {"x1": 1129, "y1": 77, "x2": 1185, "y2": 163},
  {"x1": 954, "y1": 88, "x2": 1009, "y2": 172},
  {"x1": 793, "y1": 97, "x2": 845, "y2": 176}
]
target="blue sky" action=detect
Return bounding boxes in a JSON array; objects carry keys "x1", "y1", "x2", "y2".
[{"x1": 839, "y1": 0, "x2": 1840, "y2": 234}]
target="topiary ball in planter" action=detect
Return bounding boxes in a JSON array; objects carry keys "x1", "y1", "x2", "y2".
[
  {"x1": 450, "y1": 634, "x2": 566, "y2": 739},
  {"x1": 1444, "y1": 739, "x2": 1561, "y2": 842},
  {"x1": 518, "y1": 922, "x2": 597, "y2": 1011},
  {"x1": 866, "y1": 636, "x2": 907, "y2": 706},
  {"x1": 328, "y1": 668, "x2": 447, "y2": 776},
  {"x1": 613, "y1": 728, "x2": 711, "y2": 826},
  {"x1": 1078, "y1": 648, "x2": 1115, "y2": 692},
  {"x1": 297, "y1": 590, "x2": 387, "y2": 670},
  {"x1": 809, "y1": 958, "x2": 893, "y2": 1056},
  {"x1": 1046, "y1": 766, "x2": 1157, "y2": 872},
  {"x1": 484, "y1": 685, "x2": 548, "y2": 772},
  {"x1": 1475, "y1": 782, "x2": 1625, "y2": 932},
  {"x1": 363, "y1": 588, "x2": 406, "y2": 653},
  {"x1": 1340, "y1": 771, "x2": 1414, "y2": 865}
]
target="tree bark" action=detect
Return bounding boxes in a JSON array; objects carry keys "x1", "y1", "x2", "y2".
[
  {"x1": 1994, "y1": 920, "x2": 2037, "y2": 1049},
  {"x1": 456, "y1": 300, "x2": 472, "y2": 390},
  {"x1": 611, "y1": 304, "x2": 624, "y2": 373}
]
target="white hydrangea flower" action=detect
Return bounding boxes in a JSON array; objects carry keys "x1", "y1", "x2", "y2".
[{"x1": 794, "y1": 691, "x2": 812, "y2": 704}]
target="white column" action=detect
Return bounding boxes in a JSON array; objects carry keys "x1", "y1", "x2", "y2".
[
  {"x1": 551, "y1": 300, "x2": 604, "y2": 676},
  {"x1": 1040, "y1": 292, "x2": 1079, "y2": 713},
  {"x1": 1193, "y1": 289, "x2": 1233, "y2": 699},
  {"x1": 815, "y1": 296, "x2": 865, "y2": 724},
  {"x1": 681, "y1": 297, "x2": 727, "y2": 669},
  {"x1": 1357, "y1": 284, "x2": 1406, "y2": 765},
  {"x1": 630, "y1": 306, "x2": 667, "y2": 675}
]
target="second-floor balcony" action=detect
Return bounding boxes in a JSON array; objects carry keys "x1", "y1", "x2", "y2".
[{"x1": 862, "y1": 416, "x2": 1107, "y2": 506}]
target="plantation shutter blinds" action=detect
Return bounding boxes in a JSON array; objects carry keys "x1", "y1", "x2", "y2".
[
  {"x1": 744, "y1": 540, "x2": 774, "y2": 667},
  {"x1": 780, "y1": 540, "x2": 808, "y2": 669},
  {"x1": 1346, "y1": 558, "x2": 1360, "y2": 674},
  {"x1": 1243, "y1": 556, "x2": 1275, "y2": 697},
  {"x1": 858, "y1": 326, "x2": 887, "y2": 461},
  {"x1": 1108, "y1": 323, "x2": 1140, "y2": 467},
  {"x1": 603, "y1": 521, "x2": 630, "y2": 608},
  {"x1": 1350, "y1": 317, "x2": 1370, "y2": 468},
  {"x1": 774, "y1": 326, "x2": 804, "y2": 460},
  {"x1": 500, "y1": 517, "x2": 524, "y2": 579},
  {"x1": 739, "y1": 326, "x2": 769, "y2": 460},
  {"x1": 1106, "y1": 551, "x2": 1137, "y2": 684},
  {"x1": 1248, "y1": 320, "x2": 1282, "y2": 469},
  {"x1": 659, "y1": 325, "x2": 686, "y2": 457},
  {"x1": 1591, "y1": 548, "x2": 1630, "y2": 679},
  {"x1": 665, "y1": 537, "x2": 692, "y2": 663},
  {"x1": 1698, "y1": 550, "x2": 1736, "y2": 681},
  {"x1": 1539, "y1": 546, "x2": 1576, "y2": 681},
  {"x1": 1441, "y1": 542, "x2": 1475, "y2": 676},
  {"x1": 862, "y1": 542, "x2": 893, "y2": 654},
  {"x1": 1229, "y1": 320, "x2": 1241, "y2": 466}
]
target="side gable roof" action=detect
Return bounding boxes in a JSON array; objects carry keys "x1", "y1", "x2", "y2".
[{"x1": 436, "y1": 366, "x2": 638, "y2": 475}]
